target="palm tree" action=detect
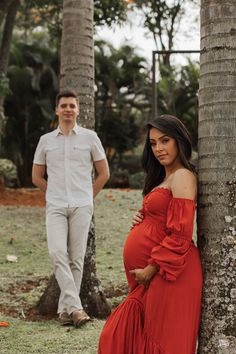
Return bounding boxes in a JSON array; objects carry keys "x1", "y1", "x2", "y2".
[
  {"x1": 197, "y1": 0, "x2": 236, "y2": 352},
  {"x1": 95, "y1": 41, "x2": 150, "y2": 163},
  {"x1": 0, "y1": 0, "x2": 19, "y2": 156},
  {"x1": 4, "y1": 38, "x2": 58, "y2": 186},
  {"x1": 60, "y1": 0, "x2": 94, "y2": 128},
  {"x1": 37, "y1": 0, "x2": 110, "y2": 318}
]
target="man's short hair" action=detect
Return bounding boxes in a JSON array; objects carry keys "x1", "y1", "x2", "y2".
[{"x1": 56, "y1": 90, "x2": 78, "y2": 106}]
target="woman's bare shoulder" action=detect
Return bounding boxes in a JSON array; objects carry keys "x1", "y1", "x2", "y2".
[{"x1": 170, "y1": 169, "x2": 197, "y2": 200}]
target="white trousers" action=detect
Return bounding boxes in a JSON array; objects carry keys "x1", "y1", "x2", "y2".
[{"x1": 46, "y1": 203, "x2": 93, "y2": 314}]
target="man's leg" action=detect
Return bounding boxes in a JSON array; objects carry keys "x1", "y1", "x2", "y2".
[
  {"x1": 46, "y1": 204, "x2": 81, "y2": 315},
  {"x1": 67, "y1": 205, "x2": 93, "y2": 308}
]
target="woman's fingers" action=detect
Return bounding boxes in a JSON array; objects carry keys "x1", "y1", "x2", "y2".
[
  {"x1": 132, "y1": 212, "x2": 144, "y2": 226},
  {"x1": 130, "y1": 268, "x2": 150, "y2": 288}
]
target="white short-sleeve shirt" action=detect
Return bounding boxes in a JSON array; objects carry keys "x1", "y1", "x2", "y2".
[{"x1": 33, "y1": 124, "x2": 106, "y2": 207}]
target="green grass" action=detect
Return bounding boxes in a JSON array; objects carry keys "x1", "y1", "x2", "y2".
[
  {"x1": 0, "y1": 316, "x2": 105, "y2": 354},
  {"x1": 0, "y1": 189, "x2": 143, "y2": 354}
]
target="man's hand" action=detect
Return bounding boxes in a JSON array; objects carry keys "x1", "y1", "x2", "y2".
[
  {"x1": 131, "y1": 211, "x2": 144, "y2": 229},
  {"x1": 93, "y1": 159, "x2": 110, "y2": 198},
  {"x1": 32, "y1": 164, "x2": 47, "y2": 192},
  {"x1": 129, "y1": 265, "x2": 158, "y2": 288}
]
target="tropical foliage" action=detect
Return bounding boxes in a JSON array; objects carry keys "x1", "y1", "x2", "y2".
[
  {"x1": 4, "y1": 35, "x2": 58, "y2": 185},
  {"x1": 157, "y1": 60, "x2": 199, "y2": 147},
  {"x1": 95, "y1": 41, "x2": 150, "y2": 164},
  {"x1": 0, "y1": 0, "x2": 200, "y2": 185}
]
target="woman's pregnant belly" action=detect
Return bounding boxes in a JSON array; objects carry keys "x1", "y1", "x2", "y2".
[{"x1": 123, "y1": 220, "x2": 165, "y2": 272}]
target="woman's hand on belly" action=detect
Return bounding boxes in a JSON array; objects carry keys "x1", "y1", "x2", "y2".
[
  {"x1": 131, "y1": 210, "x2": 144, "y2": 229},
  {"x1": 129, "y1": 264, "x2": 159, "y2": 288}
]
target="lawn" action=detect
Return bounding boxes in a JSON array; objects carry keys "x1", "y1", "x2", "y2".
[{"x1": 0, "y1": 189, "x2": 143, "y2": 354}]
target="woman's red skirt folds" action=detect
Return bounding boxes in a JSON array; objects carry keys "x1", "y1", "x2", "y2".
[{"x1": 98, "y1": 188, "x2": 202, "y2": 354}]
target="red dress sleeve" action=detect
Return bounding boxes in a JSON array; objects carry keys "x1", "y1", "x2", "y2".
[{"x1": 148, "y1": 198, "x2": 196, "y2": 282}]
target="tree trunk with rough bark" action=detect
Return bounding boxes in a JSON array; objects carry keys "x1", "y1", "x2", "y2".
[
  {"x1": 60, "y1": 0, "x2": 94, "y2": 129},
  {"x1": 0, "y1": 0, "x2": 14, "y2": 27},
  {"x1": 0, "y1": 0, "x2": 19, "y2": 73},
  {"x1": 37, "y1": 219, "x2": 110, "y2": 318},
  {"x1": 0, "y1": 0, "x2": 19, "y2": 157},
  {"x1": 197, "y1": 1, "x2": 236, "y2": 352},
  {"x1": 37, "y1": 0, "x2": 111, "y2": 318}
]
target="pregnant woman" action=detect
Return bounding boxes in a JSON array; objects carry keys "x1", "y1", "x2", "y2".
[{"x1": 98, "y1": 115, "x2": 202, "y2": 354}]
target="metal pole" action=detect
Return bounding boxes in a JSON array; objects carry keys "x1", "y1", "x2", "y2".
[{"x1": 152, "y1": 51, "x2": 157, "y2": 120}]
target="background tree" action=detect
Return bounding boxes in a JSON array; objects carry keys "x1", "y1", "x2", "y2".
[
  {"x1": 157, "y1": 60, "x2": 199, "y2": 147},
  {"x1": 0, "y1": 0, "x2": 129, "y2": 184},
  {"x1": 3, "y1": 36, "x2": 58, "y2": 185},
  {"x1": 133, "y1": 0, "x2": 198, "y2": 66},
  {"x1": 130, "y1": 0, "x2": 200, "y2": 146},
  {"x1": 197, "y1": 0, "x2": 236, "y2": 352},
  {"x1": 1, "y1": 0, "x2": 200, "y2": 186},
  {"x1": 37, "y1": 0, "x2": 111, "y2": 318},
  {"x1": 95, "y1": 41, "x2": 150, "y2": 164},
  {"x1": 0, "y1": 0, "x2": 20, "y2": 156},
  {"x1": 15, "y1": 0, "x2": 127, "y2": 45}
]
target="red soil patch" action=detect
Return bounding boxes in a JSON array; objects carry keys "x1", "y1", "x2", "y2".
[
  {"x1": 0, "y1": 188, "x2": 45, "y2": 207},
  {"x1": 0, "y1": 187, "x2": 134, "y2": 207}
]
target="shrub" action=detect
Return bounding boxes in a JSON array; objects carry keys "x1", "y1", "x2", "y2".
[
  {"x1": 106, "y1": 168, "x2": 129, "y2": 188},
  {"x1": 129, "y1": 171, "x2": 145, "y2": 189}
]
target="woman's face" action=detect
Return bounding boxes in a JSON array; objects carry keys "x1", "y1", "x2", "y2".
[{"x1": 149, "y1": 127, "x2": 180, "y2": 167}]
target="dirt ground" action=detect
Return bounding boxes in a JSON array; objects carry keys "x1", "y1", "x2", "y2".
[
  {"x1": 0, "y1": 187, "x2": 133, "y2": 207},
  {"x1": 0, "y1": 188, "x2": 45, "y2": 207}
]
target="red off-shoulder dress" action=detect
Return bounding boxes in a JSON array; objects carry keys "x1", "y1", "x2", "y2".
[{"x1": 98, "y1": 188, "x2": 202, "y2": 354}]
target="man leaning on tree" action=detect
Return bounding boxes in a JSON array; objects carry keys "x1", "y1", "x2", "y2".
[{"x1": 32, "y1": 90, "x2": 109, "y2": 327}]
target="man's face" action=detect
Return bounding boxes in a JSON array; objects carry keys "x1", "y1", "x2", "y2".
[{"x1": 56, "y1": 96, "x2": 79, "y2": 125}]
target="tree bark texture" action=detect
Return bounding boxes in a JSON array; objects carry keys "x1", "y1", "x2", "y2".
[
  {"x1": 79, "y1": 219, "x2": 111, "y2": 318},
  {"x1": 0, "y1": 0, "x2": 14, "y2": 27},
  {"x1": 37, "y1": 219, "x2": 111, "y2": 318},
  {"x1": 0, "y1": 0, "x2": 19, "y2": 157},
  {"x1": 60, "y1": 0, "x2": 94, "y2": 129},
  {"x1": 38, "y1": 0, "x2": 111, "y2": 318},
  {"x1": 198, "y1": 1, "x2": 236, "y2": 353},
  {"x1": 0, "y1": 0, "x2": 19, "y2": 74}
]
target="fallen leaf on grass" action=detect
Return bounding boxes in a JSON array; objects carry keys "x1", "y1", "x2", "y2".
[
  {"x1": 0, "y1": 321, "x2": 9, "y2": 327},
  {"x1": 6, "y1": 255, "x2": 18, "y2": 263}
]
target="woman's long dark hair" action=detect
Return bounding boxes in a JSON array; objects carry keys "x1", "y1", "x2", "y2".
[{"x1": 142, "y1": 114, "x2": 195, "y2": 196}]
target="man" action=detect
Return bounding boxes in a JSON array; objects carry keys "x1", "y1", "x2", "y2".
[{"x1": 32, "y1": 90, "x2": 109, "y2": 327}]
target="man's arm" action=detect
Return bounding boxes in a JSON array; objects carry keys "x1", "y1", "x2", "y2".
[
  {"x1": 93, "y1": 159, "x2": 110, "y2": 198},
  {"x1": 32, "y1": 164, "x2": 47, "y2": 192}
]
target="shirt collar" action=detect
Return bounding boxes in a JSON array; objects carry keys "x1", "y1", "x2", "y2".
[
  {"x1": 53, "y1": 123, "x2": 80, "y2": 136},
  {"x1": 72, "y1": 123, "x2": 80, "y2": 135}
]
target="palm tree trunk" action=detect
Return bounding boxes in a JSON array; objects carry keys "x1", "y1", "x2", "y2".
[
  {"x1": 60, "y1": 0, "x2": 94, "y2": 129},
  {"x1": 0, "y1": 0, "x2": 15, "y2": 27},
  {"x1": 0, "y1": 0, "x2": 19, "y2": 157},
  {"x1": 197, "y1": 1, "x2": 236, "y2": 352},
  {"x1": 37, "y1": 0, "x2": 110, "y2": 318},
  {"x1": 0, "y1": 0, "x2": 19, "y2": 73}
]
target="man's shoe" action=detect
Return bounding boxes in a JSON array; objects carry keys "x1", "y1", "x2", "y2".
[
  {"x1": 58, "y1": 312, "x2": 73, "y2": 326},
  {"x1": 72, "y1": 309, "x2": 90, "y2": 328}
]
